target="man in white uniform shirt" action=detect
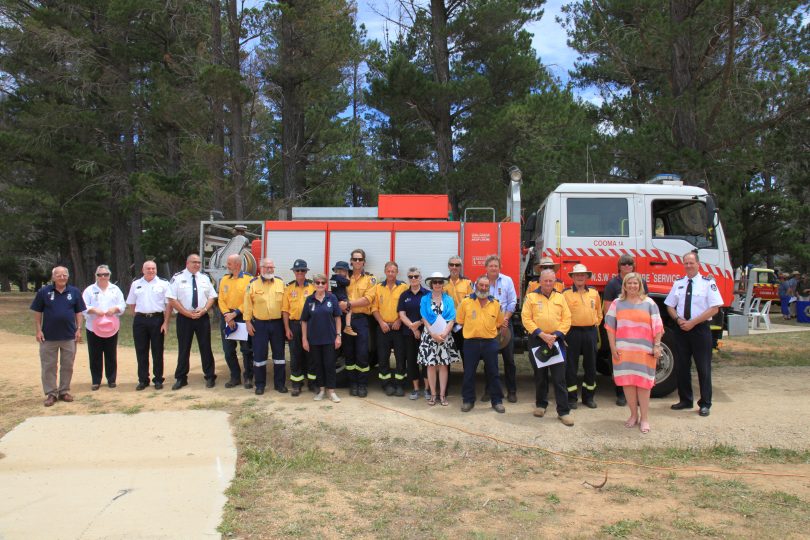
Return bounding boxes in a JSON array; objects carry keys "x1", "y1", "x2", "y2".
[
  {"x1": 664, "y1": 251, "x2": 724, "y2": 417},
  {"x1": 167, "y1": 254, "x2": 218, "y2": 390},
  {"x1": 126, "y1": 260, "x2": 172, "y2": 390}
]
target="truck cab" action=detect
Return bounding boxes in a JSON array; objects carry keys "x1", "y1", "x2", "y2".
[{"x1": 523, "y1": 180, "x2": 734, "y2": 397}]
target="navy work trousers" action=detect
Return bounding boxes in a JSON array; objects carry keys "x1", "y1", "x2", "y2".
[
  {"x1": 462, "y1": 338, "x2": 502, "y2": 405},
  {"x1": 252, "y1": 318, "x2": 286, "y2": 390}
]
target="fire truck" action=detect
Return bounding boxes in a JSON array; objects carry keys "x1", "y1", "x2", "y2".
[{"x1": 201, "y1": 172, "x2": 734, "y2": 397}]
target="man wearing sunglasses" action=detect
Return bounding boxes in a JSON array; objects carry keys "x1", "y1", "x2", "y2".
[
  {"x1": 340, "y1": 249, "x2": 376, "y2": 398},
  {"x1": 444, "y1": 256, "x2": 473, "y2": 359}
]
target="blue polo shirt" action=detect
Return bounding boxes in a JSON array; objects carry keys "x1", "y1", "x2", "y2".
[
  {"x1": 300, "y1": 292, "x2": 342, "y2": 345},
  {"x1": 397, "y1": 287, "x2": 429, "y2": 334},
  {"x1": 31, "y1": 284, "x2": 86, "y2": 341}
]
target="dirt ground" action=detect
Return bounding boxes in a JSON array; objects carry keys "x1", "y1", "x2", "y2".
[
  {"x1": 2, "y1": 328, "x2": 809, "y2": 452},
  {"x1": 2, "y1": 320, "x2": 810, "y2": 538}
]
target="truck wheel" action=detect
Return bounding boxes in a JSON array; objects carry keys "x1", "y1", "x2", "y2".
[{"x1": 651, "y1": 329, "x2": 678, "y2": 398}]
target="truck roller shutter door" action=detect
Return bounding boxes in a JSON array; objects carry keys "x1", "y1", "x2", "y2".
[
  {"x1": 266, "y1": 229, "x2": 327, "y2": 283},
  {"x1": 329, "y1": 230, "x2": 392, "y2": 279},
  {"x1": 395, "y1": 231, "x2": 459, "y2": 278}
]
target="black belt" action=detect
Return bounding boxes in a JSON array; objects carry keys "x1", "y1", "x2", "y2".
[
  {"x1": 571, "y1": 325, "x2": 596, "y2": 329},
  {"x1": 136, "y1": 312, "x2": 164, "y2": 318}
]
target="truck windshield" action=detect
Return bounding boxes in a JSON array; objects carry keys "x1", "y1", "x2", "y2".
[{"x1": 652, "y1": 199, "x2": 716, "y2": 248}]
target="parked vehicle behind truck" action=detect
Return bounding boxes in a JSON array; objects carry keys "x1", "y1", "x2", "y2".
[{"x1": 201, "y1": 173, "x2": 734, "y2": 397}]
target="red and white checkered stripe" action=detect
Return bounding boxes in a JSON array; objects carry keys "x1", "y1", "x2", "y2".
[{"x1": 543, "y1": 247, "x2": 733, "y2": 281}]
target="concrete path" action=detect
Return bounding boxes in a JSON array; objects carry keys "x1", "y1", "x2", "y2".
[{"x1": 0, "y1": 411, "x2": 235, "y2": 539}]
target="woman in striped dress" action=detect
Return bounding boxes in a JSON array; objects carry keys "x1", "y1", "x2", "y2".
[{"x1": 604, "y1": 273, "x2": 664, "y2": 434}]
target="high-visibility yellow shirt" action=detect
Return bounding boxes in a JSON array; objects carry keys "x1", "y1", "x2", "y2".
[
  {"x1": 525, "y1": 279, "x2": 564, "y2": 296},
  {"x1": 444, "y1": 277, "x2": 473, "y2": 307},
  {"x1": 456, "y1": 296, "x2": 504, "y2": 339},
  {"x1": 348, "y1": 272, "x2": 376, "y2": 315},
  {"x1": 562, "y1": 285, "x2": 603, "y2": 327},
  {"x1": 372, "y1": 281, "x2": 408, "y2": 323},
  {"x1": 521, "y1": 290, "x2": 571, "y2": 335},
  {"x1": 217, "y1": 272, "x2": 253, "y2": 314},
  {"x1": 282, "y1": 280, "x2": 316, "y2": 320},
  {"x1": 243, "y1": 277, "x2": 284, "y2": 321}
]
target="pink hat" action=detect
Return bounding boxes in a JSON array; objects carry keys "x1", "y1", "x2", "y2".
[{"x1": 94, "y1": 315, "x2": 120, "y2": 338}]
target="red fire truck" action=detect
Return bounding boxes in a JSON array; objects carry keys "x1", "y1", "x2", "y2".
[{"x1": 201, "y1": 173, "x2": 733, "y2": 397}]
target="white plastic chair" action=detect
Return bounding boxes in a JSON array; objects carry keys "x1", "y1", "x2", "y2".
[{"x1": 748, "y1": 298, "x2": 771, "y2": 330}]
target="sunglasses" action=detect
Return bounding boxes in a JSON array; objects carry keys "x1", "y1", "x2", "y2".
[
  {"x1": 620, "y1": 262, "x2": 634, "y2": 267},
  {"x1": 448, "y1": 263, "x2": 461, "y2": 267},
  {"x1": 314, "y1": 280, "x2": 326, "y2": 285},
  {"x1": 294, "y1": 269, "x2": 307, "y2": 273},
  {"x1": 408, "y1": 275, "x2": 420, "y2": 279},
  {"x1": 351, "y1": 257, "x2": 364, "y2": 262},
  {"x1": 96, "y1": 273, "x2": 110, "y2": 277}
]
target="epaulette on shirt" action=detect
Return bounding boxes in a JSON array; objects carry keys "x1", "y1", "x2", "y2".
[
  {"x1": 249, "y1": 276, "x2": 259, "y2": 283},
  {"x1": 702, "y1": 275, "x2": 714, "y2": 281},
  {"x1": 170, "y1": 270, "x2": 183, "y2": 283}
]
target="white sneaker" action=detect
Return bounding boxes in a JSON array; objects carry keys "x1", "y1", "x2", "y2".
[
  {"x1": 329, "y1": 392, "x2": 341, "y2": 403},
  {"x1": 314, "y1": 391, "x2": 325, "y2": 401}
]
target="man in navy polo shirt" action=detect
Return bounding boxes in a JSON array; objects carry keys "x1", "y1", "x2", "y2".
[{"x1": 31, "y1": 266, "x2": 86, "y2": 407}]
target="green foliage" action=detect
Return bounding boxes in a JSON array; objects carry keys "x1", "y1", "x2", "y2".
[{"x1": 562, "y1": 0, "x2": 809, "y2": 267}]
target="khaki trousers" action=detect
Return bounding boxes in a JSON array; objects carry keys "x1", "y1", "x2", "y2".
[{"x1": 40, "y1": 340, "x2": 76, "y2": 397}]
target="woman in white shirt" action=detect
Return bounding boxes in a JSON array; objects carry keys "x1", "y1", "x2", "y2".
[{"x1": 83, "y1": 265, "x2": 126, "y2": 390}]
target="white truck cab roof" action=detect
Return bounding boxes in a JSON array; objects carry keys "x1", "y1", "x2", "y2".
[{"x1": 554, "y1": 183, "x2": 709, "y2": 197}]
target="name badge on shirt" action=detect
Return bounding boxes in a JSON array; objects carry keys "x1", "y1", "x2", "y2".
[
  {"x1": 471, "y1": 310, "x2": 477, "y2": 320},
  {"x1": 536, "y1": 301, "x2": 543, "y2": 309}
]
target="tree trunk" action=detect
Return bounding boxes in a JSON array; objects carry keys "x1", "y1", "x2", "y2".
[
  {"x1": 430, "y1": 0, "x2": 457, "y2": 216},
  {"x1": 280, "y1": 1, "x2": 306, "y2": 210},
  {"x1": 670, "y1": 0, "x2": 700, "y2": 185},
  {"x1": 66, "y1": 228, "x2": 87, "y2": 289},
  {"x1": 211, "y1": 0, "x2": 226, "y2": 210},
  {"x1": 227, "y1": 0, "x2": 245, "y2": 220}
]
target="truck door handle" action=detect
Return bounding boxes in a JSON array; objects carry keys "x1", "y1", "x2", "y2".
[
  {"x1": 650, "y1": 260, "x2": 667, "y2": 266},
  {"x1": 563, "y1": 259, "x2": 580, "y2": 264}
]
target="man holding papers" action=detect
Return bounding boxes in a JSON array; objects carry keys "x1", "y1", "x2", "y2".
[
  {"x1": 218, "y1": 254, "x2": 254, "y2": 389},
  {"x1": 521, "y1": 270, "x2": 574, "y2": 426},
  {"x1": 456, "y1": 276, "x2": 506, "y2": 413}
]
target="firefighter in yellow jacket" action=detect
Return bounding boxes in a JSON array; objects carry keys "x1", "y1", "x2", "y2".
[
  {"x1": 522, "y1": 269, "x2": 573, "y2": 426},
  {"x1": 562, "y1": 264, "x2": 603, "y2": 409},
  {"x1": 218, "y1": 254, "x2": 254, "y2": 389},
  {"x1": 243, "y1": 259, "x2": 286, "y2": 395},
  {"x1": 283, "y1": 259, "x2": 316, "y2": 396},
  {"x1": 371, "y1": 261, "x2": 408, "y2": 395},
  {"x1": 525, "y1": 256, "x2": 564, "y2": 296},
  {"x1": 340, "y1": 248, "x2": 376, "y2": 398}
]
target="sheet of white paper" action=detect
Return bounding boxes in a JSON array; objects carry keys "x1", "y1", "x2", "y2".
[
  {"x1": 428, "y1": 315, "x2": 447, "y2": 334},
  {"x1": 225, "y1": 322, "x2": 248, "y2": 341},
  {"x1": 531, "y1": 342, "x2": 564, "y2": 368}
]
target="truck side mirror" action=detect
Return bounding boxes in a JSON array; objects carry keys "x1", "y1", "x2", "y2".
[{"x1": 705, "y1": 194, "x2": 719, "y2": 227}]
